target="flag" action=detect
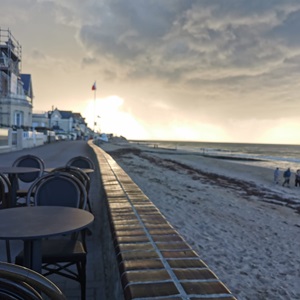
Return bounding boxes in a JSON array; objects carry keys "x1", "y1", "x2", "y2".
[{"x1": 92, "y1": 82, "x2": 96, "y2": 91}]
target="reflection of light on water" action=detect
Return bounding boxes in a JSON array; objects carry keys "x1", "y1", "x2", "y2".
[
  {"x1": 132, "y1": 140, "x2": 300, "y2": 173},
  {"x1": 209, "y1": 154, "x2": 300, "y2": 172},
  {"x1": 229, "y1": 159, "x2": 300, "y2": 173}
]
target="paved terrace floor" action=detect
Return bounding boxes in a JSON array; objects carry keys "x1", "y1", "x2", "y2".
[{"x1": 0, "y1": 140, "x2": 106, "y2": 299}]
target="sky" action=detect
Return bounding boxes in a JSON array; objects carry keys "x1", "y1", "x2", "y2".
[{"x1": 2, "y1": 0, "x2": 300, "y2": 144}]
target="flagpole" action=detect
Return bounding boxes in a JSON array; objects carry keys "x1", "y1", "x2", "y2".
[
  {"x1": 93, "y1": 88, "x2": 96, "y2": 133},
  {"x1": 92, "y1": 81, "x2": 96, "y2": 135}
]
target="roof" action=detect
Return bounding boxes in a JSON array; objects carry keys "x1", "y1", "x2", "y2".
[
  {"x1": 73, "y1": 112, "x2": 85, "y2": 121},
  {"x1": 59, "y1": 111, "x2": 73, "y2": 119},
  {"x1": 73, "y1": 112, "x2": 83, "y2": 119}
]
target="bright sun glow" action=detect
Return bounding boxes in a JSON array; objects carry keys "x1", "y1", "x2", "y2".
[
  {"x1": 84, "y1": 98, "x2": 300, "y2": 143},
  {"x1": 83, "y1": 95, "x2": 147, "y2": 138},
  {"x1": 142, "y1": 121, "x2": 229, "y2": 142},
  {"x1": 260, "y1": 119, "x2": 300, "y2": 144}
]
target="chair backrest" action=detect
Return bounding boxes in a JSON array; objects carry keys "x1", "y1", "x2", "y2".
[
  {"x1": 66, "y1": 156, "x2": 95, "y2": 170},
  {"x1": 27, "y1": 172, "x2": 87, "y2": 209},
  {"x1": 0, "y1": 262, "x2": 66, "y2": 300},
  {"x1": 73, "y1": 167, "x2": 91, "y2": 194},
  {"x1": 0, "y1": 173, "x2": 11, "y2": 209},
  {"x1": 51, "y1": 166, "x2": 90, "y2": 194},
  {"x1": 12, "y1": 155, "x2": 45, "y2": 183}
]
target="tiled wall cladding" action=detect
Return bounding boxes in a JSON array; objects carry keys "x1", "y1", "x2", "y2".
[{"x1": 91, "y1": 142, "x2": 237, "y2": 300}]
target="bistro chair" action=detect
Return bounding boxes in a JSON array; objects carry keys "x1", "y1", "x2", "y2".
[
  {"x1": 0, "y1": 173, "x2": 12, "y2": 263},
  {"x1": 66, "y1": 155, "x2": 95, "y2": 171},
  {"x1": 12, "y1": 154, "x2": 45, "y2": 204},
  {"x1": 15, "y1": 172, "x2": 88, "y2": 300},
  {"x1": 25, "y1": 171, "x2": 87, "y2": 208},
  {"x1": 0, "y1": 261, "x2": 66, "y2": 300},
  {"x1": 0, "y1": 173, "x2": 11, "y2": 209},
  {"x1": 50, "y1": 166, "x2": 92, "y2": 212}
]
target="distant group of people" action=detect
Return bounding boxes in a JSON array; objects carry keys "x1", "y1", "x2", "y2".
[{"x1": 274, "y1": 167, "x2": 300, "y2": 187}]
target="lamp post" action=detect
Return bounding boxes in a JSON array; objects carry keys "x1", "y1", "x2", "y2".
[{"x1": 93, "y1": 99, "x2": 96, "y2": 136}]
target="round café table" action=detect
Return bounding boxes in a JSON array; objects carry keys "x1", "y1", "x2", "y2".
[
  {"x1": 0, "y1": 166, "x2": 41, "y2": 207},
  {"x1": 0, "y1": 206, "x2": 94, "y2": 273}
]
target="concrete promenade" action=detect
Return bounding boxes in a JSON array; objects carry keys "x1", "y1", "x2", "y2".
[{"x1": 0, "y1": 140, "x2": 106, "y2": 299}]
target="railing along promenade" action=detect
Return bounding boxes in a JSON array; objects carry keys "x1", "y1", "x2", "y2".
[
  {"x1": 90, "y1": 140, "x2": 237, "y2": 300},
  {"x1": 0, "y1": 128, "x2": 45, "y2": 153}
]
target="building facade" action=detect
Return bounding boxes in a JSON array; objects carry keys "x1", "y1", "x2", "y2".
[
  {"x1": 0, "y1": 28, "x2": 33, "y2": 128},
  {"x1": 32, "y1": 111, "x2": 49, "y2": 128},
  {"x1": 37, "y1": 108, "x2": 90, "y2": 138},
  {"x1": 49, "y1": 109, "x2": 73, "y2": 133}
]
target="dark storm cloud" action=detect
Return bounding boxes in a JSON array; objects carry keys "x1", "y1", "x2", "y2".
[
  {"x1": 5, "y1": 0, "x2": 300, "y2": 89},
  {"x1": 79, "y1": 1, "x2": 192, "y2": 62},
  {"x1": 75, "y1": 0, "x2": 300, "y2": 87}
]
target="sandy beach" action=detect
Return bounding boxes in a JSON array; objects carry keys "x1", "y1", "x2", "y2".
[{"x1": 99, "y1": 140, "x2": 300, "y2": 300}]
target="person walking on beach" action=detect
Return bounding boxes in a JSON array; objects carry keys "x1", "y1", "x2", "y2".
[
  {"x1": 282, "y1": 168, "x2": 291, "y2": 187},
  {"x1": 295, "y1": 169, "x2": 300, "y2": 187},
  {"x1": 274, "y1": 167, "x2": 280, "y2": 184}
]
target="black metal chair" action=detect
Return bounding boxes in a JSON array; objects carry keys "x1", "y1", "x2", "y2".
[
  {"x1": 50, "y1": 166, "x2": 92, "y2": 212},
  {"x1": 0, "y1": 173, "x2": 11, "y2": 209},
  {"x1": 0, "y1": 261, "x2": 66, "y2": 300},
  {"x1": 0, "y1": 173, "x2": 12, "y2": 263},
  {"x1": 25, "y1": 171, "x2": 86, "y2": 208},
  {"x1": 66, "y1": 156, "x2": 95, "y2": 170},
  {"x1": 15, "y1": 172, "x2": 88, "y2": 300},
  {"x1": 12, "y1": 154, "x2": 45, "y2": 205}
]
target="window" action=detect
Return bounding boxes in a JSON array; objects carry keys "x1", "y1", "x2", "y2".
[{"x1": 14, "y1": 111, "x2": 23, "y2": 126}]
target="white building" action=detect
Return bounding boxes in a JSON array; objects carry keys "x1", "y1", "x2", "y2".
[
  {"x1": 32, "y1": 111, "x2": 50, "y2": 128},
  {"x1": 0, "y1": 28, "x2": 33, "y2": 128},
  {"x1": 49, "y1": 108, "x2": 73, "y2": 133},
  {"x1": 47, "y1": 108, "x2": 89, "y2": 139}
]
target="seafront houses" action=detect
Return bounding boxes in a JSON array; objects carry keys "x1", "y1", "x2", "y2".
[
  {"x1": 72, "y1": 112, "x2": 89, "y2": 138},
  {"x1": 32, "y1": 109, "x2": 89, "y2": 140},
  {"x1": 0, "y1": 28, "x2": 33, "y2": 129},
  {"x1": 47, "y1": 108, "x2": 88, "y2": 139},
  {"x1": 49, "y1": 109, "x2": 74, "y2": 136}
]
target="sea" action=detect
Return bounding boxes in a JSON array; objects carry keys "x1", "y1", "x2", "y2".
[{"x1": 129, "y1": 140, "x2": 300, "y2": 172}]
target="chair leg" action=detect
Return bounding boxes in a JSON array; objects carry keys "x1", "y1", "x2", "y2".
[
  {"x1": 77, "y1": 260, "x2": 86, "y2": 300},
  {"x1": 5, "y1": 240, "x2": 11, "y2": 263}
]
